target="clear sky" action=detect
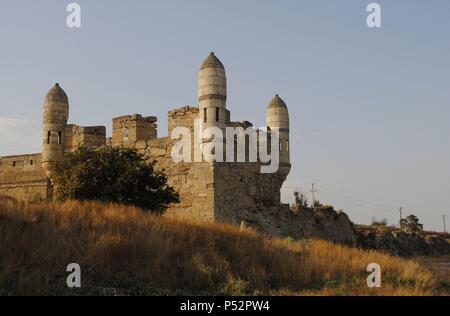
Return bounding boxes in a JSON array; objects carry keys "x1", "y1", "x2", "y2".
[{"x1": 0, "y1": 0, "x2": 449, "y2": 231}]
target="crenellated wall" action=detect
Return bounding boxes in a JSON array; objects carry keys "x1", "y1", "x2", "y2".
[
  {"x1": 112, "y1": 114, "x2": 157, "y2": 147},
  {"x1": 168, "y1": 106, "x2": 199, "y2": 136},
  {"x1": 65, "y1": 124, "x2": 107, "y2": 152}
]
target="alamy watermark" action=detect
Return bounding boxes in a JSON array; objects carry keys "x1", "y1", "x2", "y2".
[
  {"x1": 366, "y1": 263, "x2": 382, "y2": 288},
  {"x1": 66, "y1": 3, "x2": 382, "y2": 30},
  {"x1": 367, "y1": 3, "x2": 382, "y2": 28},
  {"x1": 66, "y1": 3, "x2": 81, "y2": 28},
  {"x1": 64, "y1": 262, "x2": 382, "y2": 289},
  {"x1": 66, "y1": 263, "x2": 81, "y2": 288},
  {"x1": 170, "y1": 119, "x2": 283, "y2": 174}
]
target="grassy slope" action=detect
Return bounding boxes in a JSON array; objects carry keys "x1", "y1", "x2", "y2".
[{"x1": 0, "y1": 197, "x2": 441, "y2": 296}]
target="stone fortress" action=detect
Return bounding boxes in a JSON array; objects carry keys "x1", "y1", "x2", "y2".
[{"x1": 0, "y1": 53, "x2": 356, "y2": 243}]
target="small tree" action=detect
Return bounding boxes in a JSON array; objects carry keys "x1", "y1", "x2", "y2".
[
  {"x1": 53, "y1": 147, "x2": 179, "y2": 213},
  {"x1": 312, "y1": 200, "x2": 323, "y2": 208},
  {"x1": 400, "y1": 214, "x2": 423, "y2": 233},
  {"x1": 371, "y1": 217, "x2": 388, "y2": 226},
  {"x1": 294, "y1": 191, "x2": 308, "y2": 209}
]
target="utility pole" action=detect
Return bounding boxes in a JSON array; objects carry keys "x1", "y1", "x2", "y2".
[
  {"x1": 444, "y1": 214, "x2": 447, "y2": 234},
  {"x1": 399, "y1": 207, "x2": 403, "y2": 229},
  {"x1": 310, "y1": 183, "x2": 318, "y2": 208}
]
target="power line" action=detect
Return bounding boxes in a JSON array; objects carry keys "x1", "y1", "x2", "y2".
[
  {"x1": 0, "y1": 105, "x2": 41, "y2": 122},
  {"x1": 318, "y1": 185, "x2": 394, "y2": 215},
  {"x1": 291, "y1": 182, "x2": 447, "y2": 230},
  {"x1": 316, "y1": 184, "x2": 444, "y2": 216},
  {"x1": 0, "y1": 109, "x2": 42, "y2": 131}
]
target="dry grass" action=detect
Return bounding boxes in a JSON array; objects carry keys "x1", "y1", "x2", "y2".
[
  {"x1": 0, "y1": 197, "x2": 439, "y2": 296},
  {"x1": 416, "y1": 255, "x2": 450, "y2": 296}
]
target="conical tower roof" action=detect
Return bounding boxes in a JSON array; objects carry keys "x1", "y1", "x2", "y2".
[
  {"x1": 200, "y1": 52, "x2": 224, "y2": 70},
  {"x1": 45, "y1": 83, "x2": 68, "y2": 103},
  {"x1": 268, "y1": 94, "x2": 287, "y2": 109}
]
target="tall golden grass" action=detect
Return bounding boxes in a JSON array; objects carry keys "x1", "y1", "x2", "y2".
[{"x1": 0, "y1": 197, "x2": 437, "y2": 295}]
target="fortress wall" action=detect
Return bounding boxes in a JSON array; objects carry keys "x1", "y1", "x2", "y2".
[
  {"x1": 213, "y1": 162, "x2": 284, "y2": 224},
  {"x1": 168, "y1": 106, "x2": 199, "y2": 136},
  {"x1": 0, "y1": 53, "x2": 296, "y2": 233},
  {"x1": 0, "y1": 154, "x2": 49, "y2": 202},
  {"x1": 79, "y1": 126, "x2": 106, "y2": 149},
  {"x1": 64, "y1": 125, "x2": 78, "y2": 151},
  {"x1": 112, "y1": 114, "x2": 157, "y2": 148},
  {"x1": 143, "y1": 137, "x2": 215, "y2": 222},
  {"x1": 65, "y1": 125, "x2": 106, "y2": 152}
]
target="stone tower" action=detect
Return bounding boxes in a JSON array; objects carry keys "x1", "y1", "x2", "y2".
[
  {"x1": 41, "y1": 83, "x2": 69, "y2": 180},
  {"x1": 198, "y1": 52, "x2": 228, "y2": 158},
  {"x1": 266, "y1": 94, "x2": 291, "y2": 179}
]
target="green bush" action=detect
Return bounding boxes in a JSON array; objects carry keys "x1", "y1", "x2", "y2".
[{"x1": 53, "y1": 146, "x2": 179, "y2": 213}]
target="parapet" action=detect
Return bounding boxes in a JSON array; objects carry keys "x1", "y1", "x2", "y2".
[
  {"x1": 112, "y1": 114, "x2": 157, "y2": 147},
  {"x1": 229, "y1": 121, "x2": 254, "y2": 129},
  {"x1": 65, "y1": 124, "x2": 106, "y2": 152},
  {"x1": 168, "y1": 106, "x2": 199, "y2": 135}
]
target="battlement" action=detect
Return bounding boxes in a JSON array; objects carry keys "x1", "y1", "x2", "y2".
[
  {"x1": 229, "y1": 121, "x2": 254, "y2": 129},
  {"x1": 168, "y1": 106, "x2": 199, "y2": 116},
  {"x1": 113, "y1": 114, "x2": 157, "y2": 124},
  {"x1": 65, "y1": 124, "x2": 106, "y2": 152},
  {"x1": 168, "y1": 106, "x2": 199, "y2": 135},
  {"x1": 112, "y1": 114, "x2": 157, "y2": 147}
]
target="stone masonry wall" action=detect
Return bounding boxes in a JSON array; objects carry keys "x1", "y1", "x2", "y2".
[
  {"x1": 168, "y1": 106, "x2": 199, "y2": 136},
  {"x1": 112, "y1": 114, "x2": 157, "y2": 147},
  {"x1": 131, "y1": 137, "x2": 215, "y2": 222},
  {"x1": 213, "y1": 162, "x2": 283, "y2": 224},
  {"x1": 0, "y1": 154, "x2": 50, "y2": 202},
  {"x1": 65, "y1": 124, "x2": 106, "y2": 152}
]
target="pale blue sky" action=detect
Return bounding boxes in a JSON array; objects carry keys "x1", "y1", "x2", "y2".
[{"x1": 0, "y1": 0, "x2": 449, "y2": 230}]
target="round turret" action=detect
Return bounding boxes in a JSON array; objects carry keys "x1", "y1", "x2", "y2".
[
  {"x1": 41, "y1": 83, "x2": 69, "y2": 179},
  {"x1": 266, "y1": 94, "x2": 290, "y2": 178},
  {"x1": 198, "y1": 52, "x2": 228, "y2": 132}
]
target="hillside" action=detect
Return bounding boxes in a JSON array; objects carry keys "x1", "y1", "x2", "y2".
[
  {"x1": 356, "y1": 225, "x2": 450, "y2": 257},
  {"x1": 0, "y1": 197, "x2": 445, "y2": 296}
]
